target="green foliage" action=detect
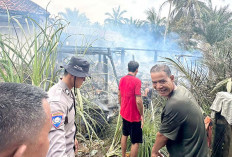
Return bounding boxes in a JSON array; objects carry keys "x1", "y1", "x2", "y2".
[
  {"x1": 125, "y1": 17, "x2": 145, "y2": 28},
  {"x1": 144, "y1": 7, "x2": 166, "y2": 37},
  {"x1": 106, "y1": 112, "x2": 122, "y2": 157},
  {"x1": 58, "y1": 8, "x2": 90, "y2": 26},
  {"x1": 75, "y1": 88, "x2": 108, "y2": 147},
  {"x1": 104, "y1": 6, "x2": 129, "y2": 28},
  {"x1": 170, "y1": 0, "x2": 210, "y2": 22},
  {"x1": 211, "y1": 78, "x2": 232, "y2": 94},
  {"x1": 202, "y1": 38, "x2": 232, "y2": 94},
  {"x1": 194, "y1": 5, "x2": 232, "y2": 45},
  {"x1": 137, "y1": 109, "x2": 159, "y2": 157},
  {"x1": 0, "y1": 14, "x2": 65, "y2": 91}
]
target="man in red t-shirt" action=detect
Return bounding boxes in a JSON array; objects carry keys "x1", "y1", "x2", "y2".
[{"x1": 118, "y1": 61, "x2": 144, "y2": 157}]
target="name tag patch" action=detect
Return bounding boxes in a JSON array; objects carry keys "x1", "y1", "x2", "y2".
[{"x1": 52, "y1": 113, "x2": 63, "y2": 128}]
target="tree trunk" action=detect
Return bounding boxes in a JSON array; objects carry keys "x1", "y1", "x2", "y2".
[{"x1": 164, "y1": 0, "x2": 172, "y2": 44}]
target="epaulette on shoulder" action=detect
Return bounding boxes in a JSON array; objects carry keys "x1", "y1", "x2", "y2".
[{"x1": 49, "y1": 87, "x2": 63, "y2": 102}]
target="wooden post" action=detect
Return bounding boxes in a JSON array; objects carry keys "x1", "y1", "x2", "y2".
[
  {"x1": 98, "y1": 54, "x2": 102, "y2": 62},
  {"x1": 121, "y1": 48, "x2": 125, "y2": 66},
  {"x1": 107, "y1": 48, "x2": 119, "y2": 85},
  {"x1": 103, "y1": 55, "x2": 108, "y2": 92},
  {"x1": 97, "y1": 54, "x2": 102, "y2": 71},
  {"x1": 154, "y1": 50, "x2": 158, "y2": 62}
]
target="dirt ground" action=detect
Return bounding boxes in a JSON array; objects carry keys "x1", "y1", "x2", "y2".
[{"x1": 76, "y1": 140, "x2": 112, "y2": 157}]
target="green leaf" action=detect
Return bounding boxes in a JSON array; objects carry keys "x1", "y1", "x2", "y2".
[
  {"x1": 211, "y1": 78, "x2": 230, "y2": 93},
  {"x1": 226, "y1": 78, "x2": 232, "y2": 93}
]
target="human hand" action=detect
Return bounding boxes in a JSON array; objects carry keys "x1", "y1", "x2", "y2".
[
  {"x1": 151, "y1": 146, "x2": 163, "y2": 157},
  {"x1": 75, "y1": 139, "x2": 78, "y2": 154},
  {"x1": 151, "y1": 151, "x2": 163, "y2": 157}
]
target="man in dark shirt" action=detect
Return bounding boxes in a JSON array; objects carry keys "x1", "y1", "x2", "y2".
[{"x1": 150, "y1": 64, "x2": 208, "y2": 157}]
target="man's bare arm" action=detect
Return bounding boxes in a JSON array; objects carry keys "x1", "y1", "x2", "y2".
[
  {"x1": 136, "y1": 96, "x2": 144, "y2": 128},
  {"x1": 136, "y1": 96, "x2": 143, "y2": 116},
  {"x1": 118, "y1": 90, "x2": 121, "y2": 106},
  {"x1": 151, "y1": 132, "x2": 168, "y2": 157}
]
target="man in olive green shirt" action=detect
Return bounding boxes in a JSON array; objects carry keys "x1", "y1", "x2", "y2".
[{"x1": 150, "y1": 64, "x2": 208, "y2": 157}]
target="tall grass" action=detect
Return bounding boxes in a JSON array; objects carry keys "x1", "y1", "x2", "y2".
[
  {"x1": 75, "y1": 87, "x2": 108, "y2": 143},
  {"x1": 106, "y1": 112, "x2": 122, "y2": 157},
  {"x1": 137, "y1": 109, "x2": 159, "y2": 157},
  {"x1": 0, "y1": 14, "x2": 65, "y2": 90}
]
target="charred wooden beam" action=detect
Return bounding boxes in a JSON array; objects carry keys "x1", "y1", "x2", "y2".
[
  {"x1": 103, "y1": 55, "x2": 108, "y2": 92},
  {"x1": 107, "y1": 48, "x2": 119, "y2": 85}
]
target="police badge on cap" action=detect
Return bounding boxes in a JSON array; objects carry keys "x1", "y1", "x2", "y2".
[{"x1": 61, "y1": 57, "x2": 90, "y2": 77}]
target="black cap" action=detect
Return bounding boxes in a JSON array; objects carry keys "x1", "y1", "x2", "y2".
[{"x1": 61, "y1": 57, "x2": 90, "y2": 77}]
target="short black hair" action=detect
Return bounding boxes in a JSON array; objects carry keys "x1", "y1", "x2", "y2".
[
  {"x1": 150, "y1": 64, "x2": 171, "y2": 76},
  {"x1": 128, "y1": 61, "x2": 139, "y2": 72},
  {"x1": 64, "y1": 69, "x2": 69, "y2": 76},
  {"x1": 0, "y1": 83, "x2": 48, "y2": 152}
]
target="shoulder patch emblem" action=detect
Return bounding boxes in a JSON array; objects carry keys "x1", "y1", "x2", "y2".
[{"x1": 52, "y1": 113, "x2": 63, "y2": 129}]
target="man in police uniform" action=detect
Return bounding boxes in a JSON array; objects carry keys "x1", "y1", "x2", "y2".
[{"x1": 46, "y1": 57, "x2": 90, "y2": 157}]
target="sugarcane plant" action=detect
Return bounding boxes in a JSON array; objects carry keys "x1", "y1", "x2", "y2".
[{"x1": 0, "y1": 10, "x2": 66, "y2": 91}]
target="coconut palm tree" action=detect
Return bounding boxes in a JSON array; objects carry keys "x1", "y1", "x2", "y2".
[
  {"x1": 145, "y1": 7, "x2": 166, "y2": 37},
  {"x1": 159, "y1": 0, "x2": 173, "y2": 43},
  {"x1": 119, "y1": 17, "x2": 145, "y2": 37},
  {"x1": 58, "y1": 8, "x2": 90, "y2": 26},
  {"x1": 160, "y1": 0, "x2": 210, "y2": 43},
  {"x1": 125, "y1": 17, "x2": 144, "y2": 28},
  {"x1": 104, "y1": 6, "x2": 129, "y2": 27},
  {"x1": 194, "y1": 5, "x2": 232, "y2": 45},
  {"x1": 170, "y1": 0, "x2": 210, "y2": 22}
]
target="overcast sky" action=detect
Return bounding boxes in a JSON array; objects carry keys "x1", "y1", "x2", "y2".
[{"x1": 32, "y1": 0, "x2": 232, "y2": 24}]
